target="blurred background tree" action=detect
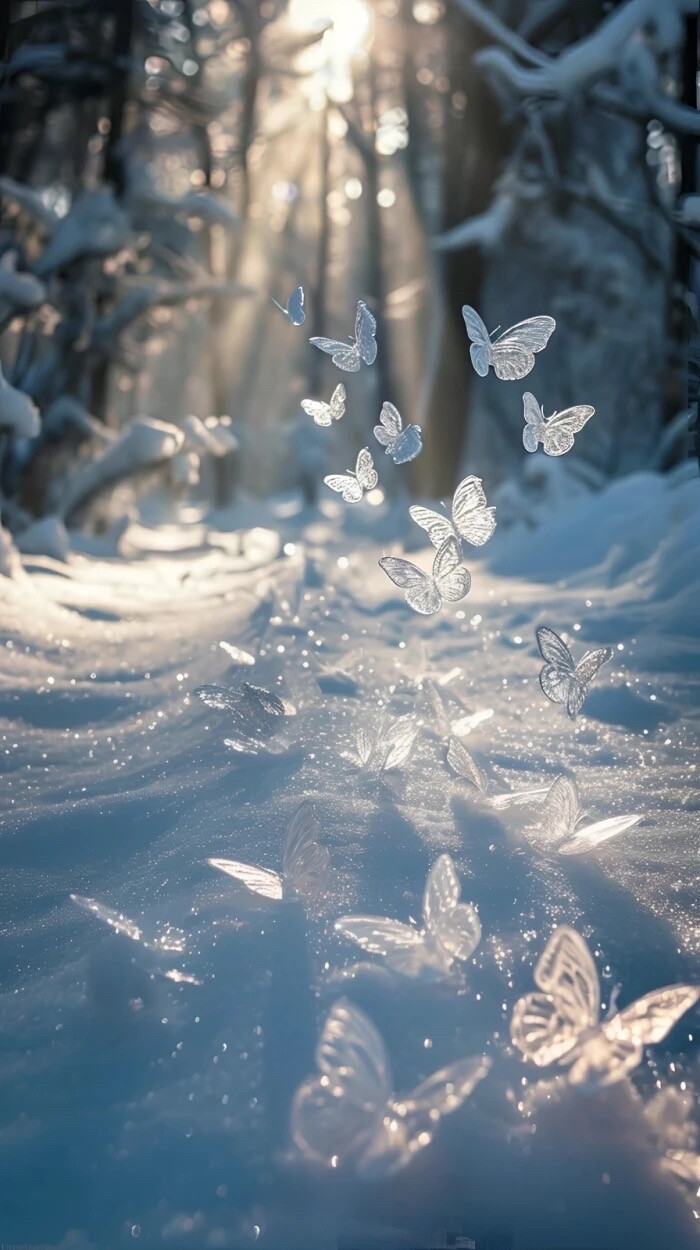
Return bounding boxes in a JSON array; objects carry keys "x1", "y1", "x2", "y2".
[{"x1": 0, "y1": 0, "x2": 696, "y2": 546}]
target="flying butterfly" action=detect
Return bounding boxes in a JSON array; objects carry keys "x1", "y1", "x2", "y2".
[
  {"x1": 462, "y1": 305, "x2": 555, "y2": 381},
  {"x1": 272, "y1": 285, "x2": 305, "y2": 325},
  {"x1": 525, "y1": 774, "x2": 642, "y2": 856},
  {"x1": 522, "y1": 391, "x2": 595, "y2": 456},
  {"x1": 373, "y1": 402, "x2": 422, "y2": 465},
  {"x1": 536, "y1": 625, "x2": 612, "y2": 719},
  {"x1": 291, "y1": 997, "x2": 490, "y2": 1178},
  {"x1": 510, "y1": 925, "x2": 699, "y2": 1087},
  {"x1": 409, "y1": 474, "x2": 496, "y2": 550},
  {"x1": 335, "y1": 854, "x2": 481, "y2": 981},
  {"x1": 324, "y1": 447, "x2": 378, "y2": 503},
  {"x1": 301, "y1": 383, "x2": 346, "y2": 427},
  {"x1": 209, "y1": 801, "x2": 330, "y2": 904},
  {"x1": 310, "y1": 300, "x2": 377, "y2": 372},
  {"x1": 379, "y1": 536, "x2": 470, "y2": 615},
  {"x1": 447, "y1": 737, "x2": 549, "y2": 811}
]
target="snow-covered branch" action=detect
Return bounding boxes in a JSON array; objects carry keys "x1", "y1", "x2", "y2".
[
  {"x1": 57, "y1": 418, "x2": 185, "y2": 524},
  {"x1": 432, "y1": 191, "x2": 518, "y2": 253}
]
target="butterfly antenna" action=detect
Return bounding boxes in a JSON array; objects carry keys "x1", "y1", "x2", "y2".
[
  {"x1": 270, "y1": 297, "x2": 286, "y2": 314},
  {"x1": 606, "y1": 983, "x2": 622, "y2": 1018},
  {"x1": 489, "y1": 325, "x2": 502, "y2": 339}
]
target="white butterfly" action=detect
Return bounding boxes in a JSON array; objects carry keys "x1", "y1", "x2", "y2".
[
  {"x1": 536, "y1": 625, "x2": 612, "y2": 720},
  {"x1": 409, "y1": 475, "x2": 496, "y2": 550},
  {"x1": 522, "y1": 391, "x2": 595, "y2": 457},
  {"x1": 272, "y1": 285, "x2": 305, "y2": 325},
  {"x1": 301, "y1": 383, "x2": 346, "y2": 427},
  {"x1": 354, "y1": 717, "x2": 417, "y2": 774},
  {"x1": 379, "y1": 536, "x2": 470, "y2": 616},
  {"x1": 324, "y1": 447, "x2": 378, "y2": 503},
  {"x1": 447, "y1": 737, "x2": 549, "y2": 811},
  {"x1": 462, "y1": 306, "x2": 555, "y2": 381},
  {"x1": 510, "y1": 925, "x2": 699, "y2": 1087},
  {"x1": 209, "y1": 801, "x2": 330, "y2": 903},
  {"x1": 70, "y1": 895, "x2": 199, "y2": 983},
  {"x1": 291, "y1": 997, "x2": 490, "y2": 1177},
  {"x1": 335, "y1": 854, "x2": 481, "y2": 981},
  {"x1": 525, "y1": 775, "x2": 642, "y2": 856},
  {"x1": 310, "y1": 300, "x2": 377, "y2": 372},
  {"x1": 373, "y1": 402, "x2": 422, "y2": 465}
]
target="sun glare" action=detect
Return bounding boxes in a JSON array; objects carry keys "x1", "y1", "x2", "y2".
[{"x1": 288, "y1": 0, "x2": 372, "y2": 103}]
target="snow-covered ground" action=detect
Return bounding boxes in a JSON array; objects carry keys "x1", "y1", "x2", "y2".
[{"x1": 0, "y1": 464, "x2": 699, "y2": 1249}]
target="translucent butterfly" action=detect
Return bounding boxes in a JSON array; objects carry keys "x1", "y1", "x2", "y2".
[
  {"x1": 373, "y1": 402, "x2": 422, "y2": 465},
  {"x1": 525, "y1": 775, "x2": 642, "y2": 856},
  {"x1": 335, "y1": 854, "x2": 481, "y2": 981},
  {"x1": 310, "y1": 300, "x2": 377, "y2": 372},
  {"x1": 510, "y1": 925, "x2": 699, "y2": 1087},
  {"x1": 409, "y1": 475, "x2": 496, "y2": 549},
  {"x1": 301, "y1": 383, "x2": 346, "y2": 427},
  {"x1": 70, "y1": 895, "x2": 199, "y2": 983},
  {"x1": 209, "y1": 801, "x2": 330, "y2": 903},
  {"x1": 447, "y1": 737, "x2": 549, "y2": 811},
  {"x1": 193, "y1": 680, "x2": 296, "y2": 752},
  {"x1": 462, "y1": 305, "x2": 555, "y2": 381},
  {"x1": 536, "y1": 625, "x2": 612, "y2": 719},
  {"x1": 272, "y1": 285, "x2": 305, "y2": 325},
  {"x1": 193, "y1": 680, "x2": 295, "y2": 718},
  {"x1": 379, "y1": 536, "x2": 470, "y2": 615},
  {"x1": 522, "y1": 392, "x2": 595, "y2": 456},
  {"x1": 324, "y1": 447, "x2": 378, "y2": 503},
  {"x1": 354, "y1": 717, "x2": 417, "y2": 774},
  {"x1": 291, "y1": 997, "x2": 490, "y2": 1177}
]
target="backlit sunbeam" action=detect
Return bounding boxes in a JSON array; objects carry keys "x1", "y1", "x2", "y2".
[{"x1": 288, "y1": 0, "x2": 373, "y2": 102}]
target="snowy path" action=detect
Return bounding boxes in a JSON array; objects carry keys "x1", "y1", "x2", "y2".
[{"x1": 0, "y1": 469, "x2": 698, "y2": 1249}]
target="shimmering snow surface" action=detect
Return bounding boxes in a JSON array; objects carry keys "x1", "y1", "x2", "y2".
[{"x1": 0, "y1": 468, "x2": 698, "y2": 1249}]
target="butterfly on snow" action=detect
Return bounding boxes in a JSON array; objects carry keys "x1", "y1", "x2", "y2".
[
  {"x1": 354, "y1": 717, "x2": 417, "y2": 775},
  {"x1": 301, "y1": 383, "x2": 346, "y2": 427},
  {"x1": 525, "y1": 774, "x2": 642, "y2": 856},
  {"x1": 272, "y1": 285, "x2": 305, "y2": 325},
  {"x1": 193, "y1": 680, "x2": 296, "y2": 752},
  {"x1": 379, "y1": 536, "x2": 470, "y2": 616},
  {"x1": 462, "y1": 305, "x2": 555, "y2": 381},
  {"x1": 335, "y1": 854, "x2": 481, "y2": 981},
  {"x1": 410, "y1": 475, "x2": 496, "y2": 550},
  {"x1": 324, "y1": 447, "x2": 378, "y2": 503},
  {"x1": 291, "y1": 997, "x2": 490, "y2": 1177},
  {"x1": 209, "y1": 800, "x2": 330, "y2": 904},
  {"x1": 373, "y1": 402, "x2": 422, "y2": 465},
  {"x1": 447, "y1": 737, "x2": 549, "y2": 811},
  {"x1": 510, "y1": 925, "x2": 699, "y2": 1087},
  {"x1": 536, "y1": 625, "x2": 612, "y2": 720},
  {"x1": 522, "y1": 391, "x2": 595, "y2": 457},
  {"x1": 70, "y1": 894, "x2": 199, "y2": 984},
  {"x1": 310, "y1": 300, "x2": 377, "y2": 372}
]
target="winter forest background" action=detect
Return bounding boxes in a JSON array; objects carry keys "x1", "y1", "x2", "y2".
[
  {"x1": 1, "y1": 4, "x2": 700, "y2": 1250},
  {"x1": 0, "y1": 0, "x2": 697, "y2": 540}
]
